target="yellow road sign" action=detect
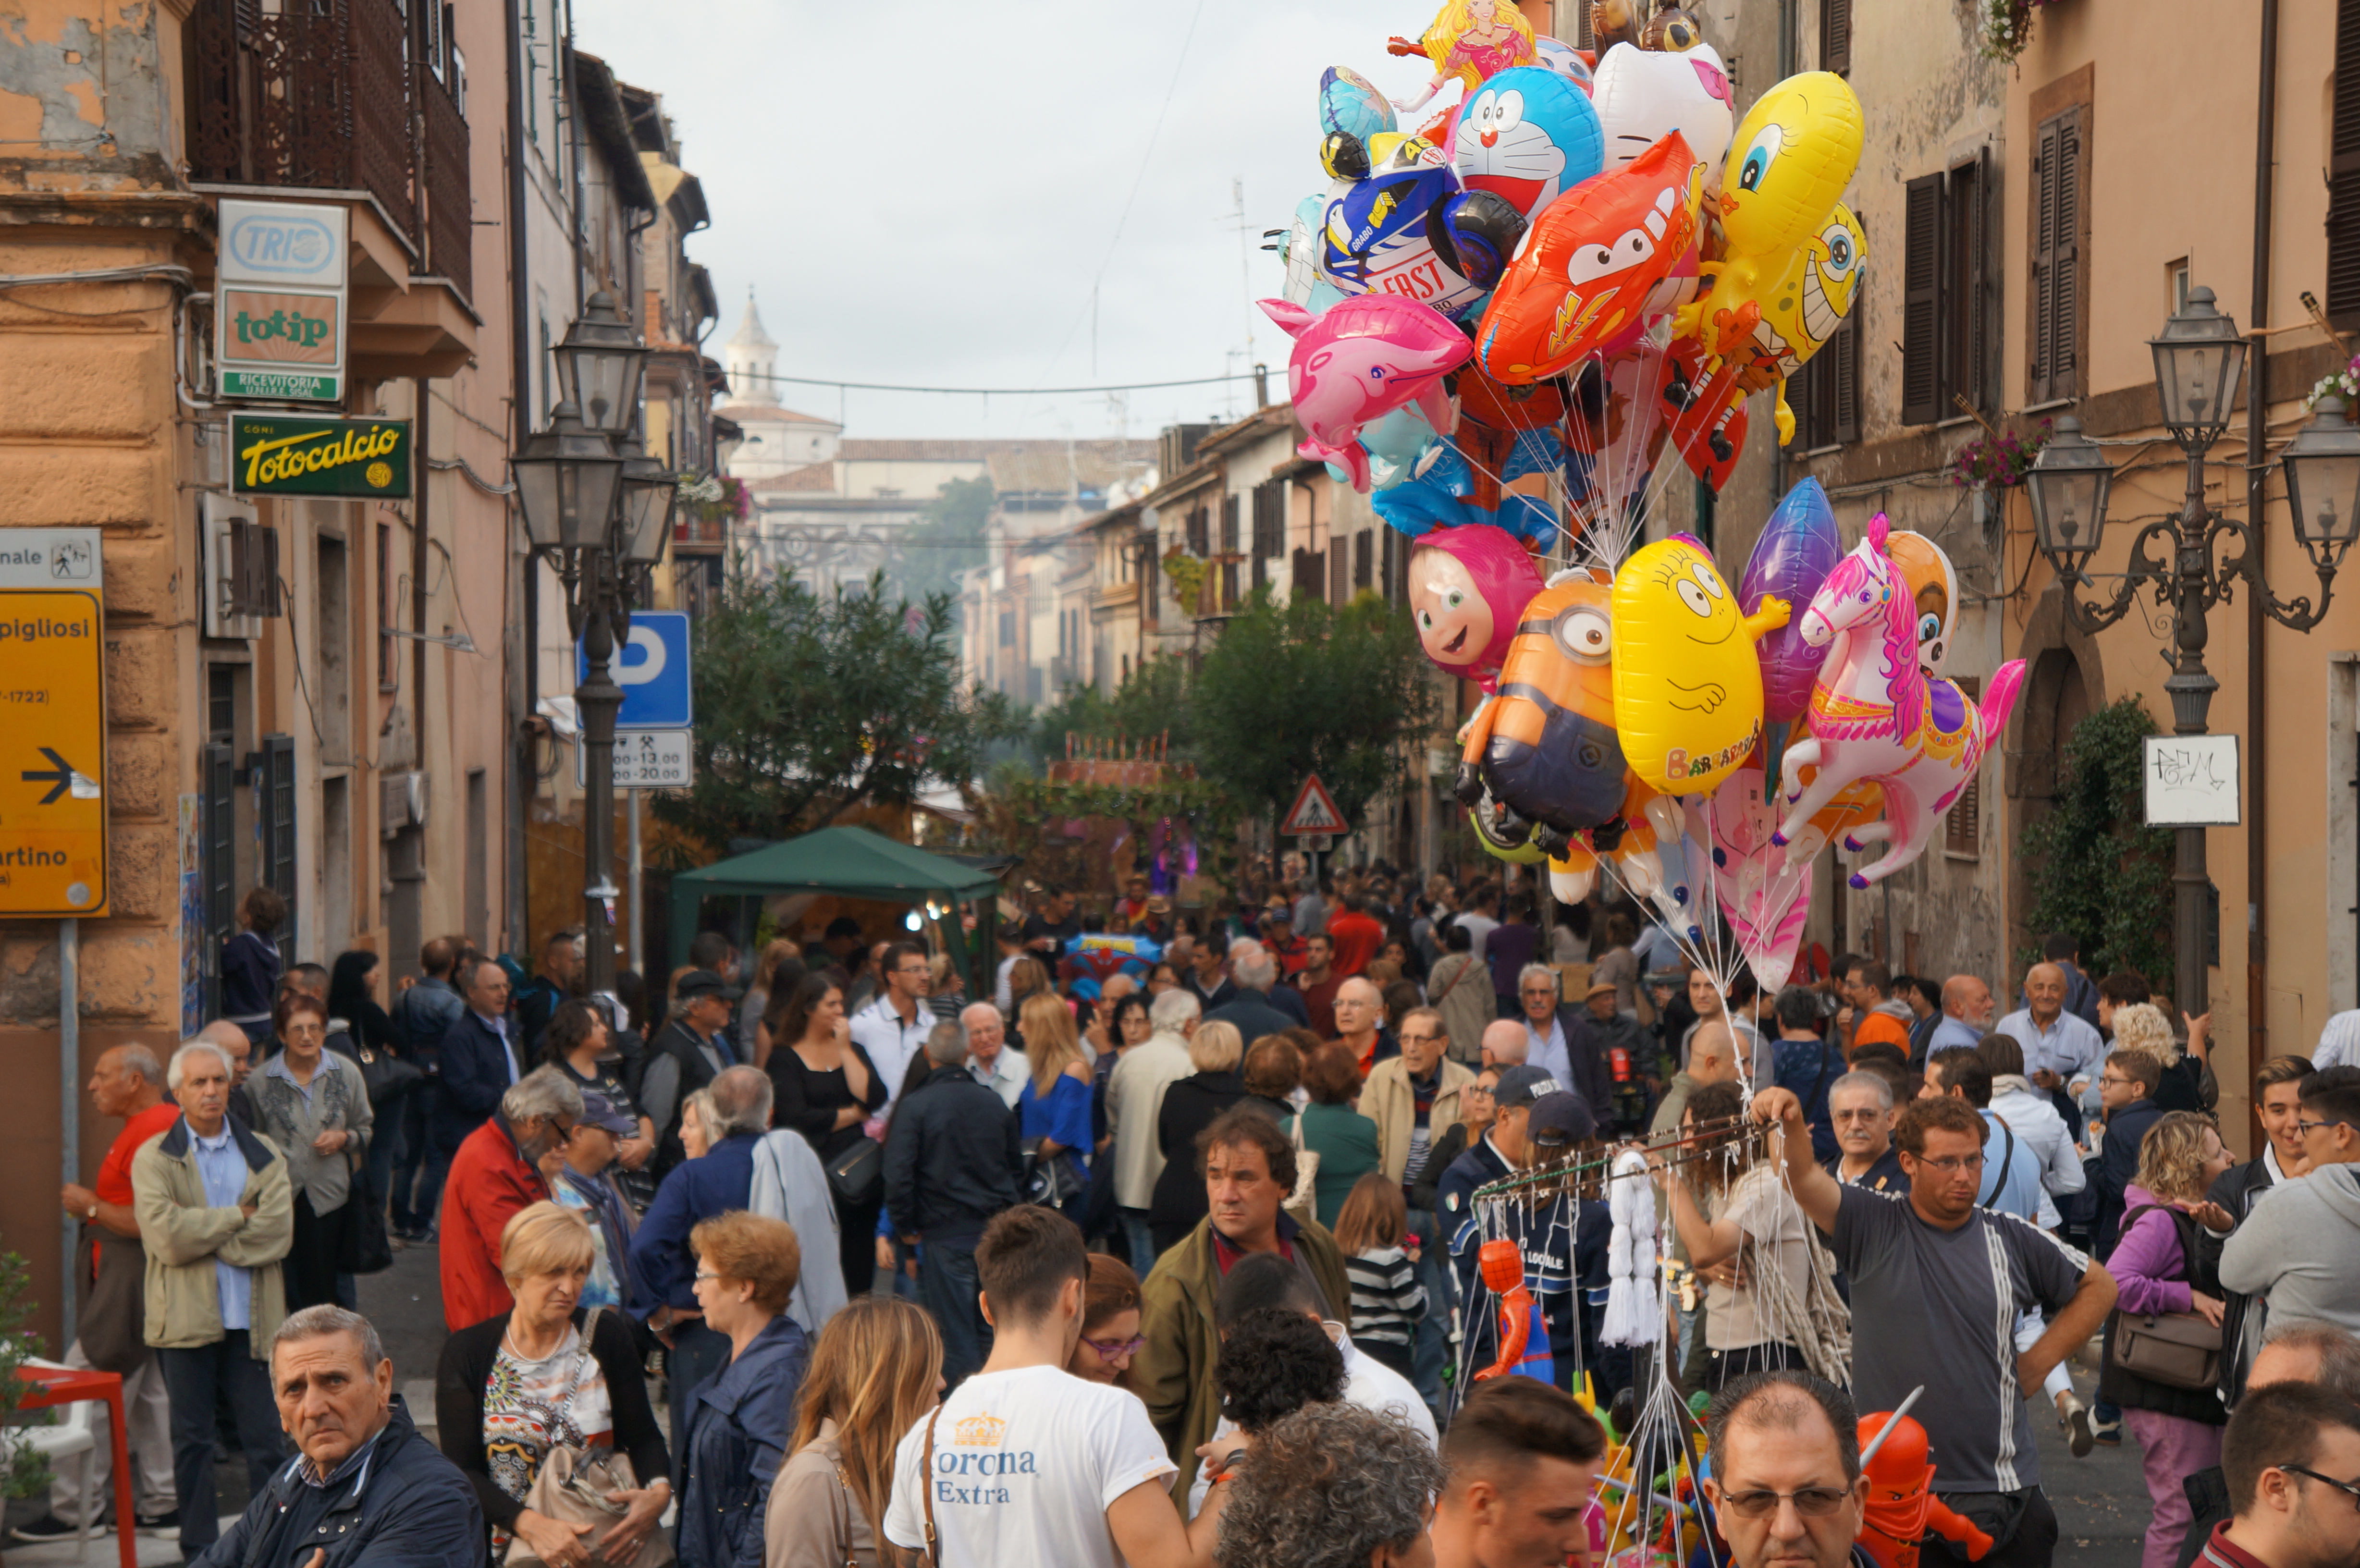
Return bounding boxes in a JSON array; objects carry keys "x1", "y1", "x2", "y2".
[{"x1": 0, "y1": 587, "x2": 107, "y2": 915}]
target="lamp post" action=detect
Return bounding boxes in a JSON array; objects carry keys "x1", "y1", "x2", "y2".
[
  {"x1": 512, "y1": 301, "x2": 662, "y2": 996},
  {"x1": 2024, "y1": 286, "x2": 2360, "y2": 1021}
]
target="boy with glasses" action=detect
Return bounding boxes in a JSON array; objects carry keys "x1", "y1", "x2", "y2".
[
  {"x1": 2221, "y1": 1067, "x2": 2360, "y2": 1343},
  {"x1": 2093, "y1": 1049, "x2": 2166, "y2": 1256}
]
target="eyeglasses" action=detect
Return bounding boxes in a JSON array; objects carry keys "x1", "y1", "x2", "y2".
[
  {"x1": 1718, "y1": 1487, "x2": 1853, "y2": 1519},
  {"x1": 1084, "y1": 1335, "x2": 1146, "y2": 1360},
  {"x1": 1400, "y1": 1032, "x2": 1442, "y2": 1046},
  {"x1": 1913, "y1": 1153, "x2": 1985, "y2": 1173},
  {"x1": 2100, "y1": 1074, "x2": 2137, "y2": 1089},
  {"x1": 2296, "y1": 1118, "x2": 2356, "y2": 1138},
  {"x1": 693, "y1": 1269, "x2": 723, "y2": 1284},
  {"x1": 2281, "y1": 1466, "x2": 2360, "y2": 1504}
]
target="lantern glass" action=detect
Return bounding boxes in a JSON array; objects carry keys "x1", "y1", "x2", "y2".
[
  {"x1": 616, "y1": 438, "x2": 677, "y2": 567},
  {"x1": 552, "y1": 291, "x2": 645, "y2": 436},
  {"x1": 2282, "y1": 397, "x2": 2360, "y2": 550},
  {"x1": 2025, "y1": 416, "x2": 2115, "y2": 568},
  {"x1": 510, "y1": 401, "x2": 623, "y2": 552},
  {"x1": 2149, "y1": 286, "x2": 2248, "y2": 451}
]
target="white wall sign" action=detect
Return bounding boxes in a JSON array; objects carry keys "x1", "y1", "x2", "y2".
[
  {"x1": 2143, "y1": 735, "x2": 2240, "y2": 826},
  {"x1": 216, "y1": 199, "x2": 349, "y2": 404},
  {"x1": 576, "y1": 729, "x2": 694, "y2": 790}
]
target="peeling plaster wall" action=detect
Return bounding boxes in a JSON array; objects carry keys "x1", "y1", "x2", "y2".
[{"x1": 0, "y1": 2, "x2": 178, "y2": 189}]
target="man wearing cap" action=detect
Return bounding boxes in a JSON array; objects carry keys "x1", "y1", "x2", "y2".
[
  {"x1": 1572, "y1": 978, "x2": 1652, "y2": 1133},
  {"x1": 551, "y1": 1090, "x2": 645, "y2": 1313},
  {"x1": 1434, "y1": 1068, "x2": 1598, "y2": 1395},
  {"x1": 640, "y1": 968, "x2": 740, "y2": 1175},
  {"x1": 849, "y1": 940, "x2": 935, "y2": 1115}
]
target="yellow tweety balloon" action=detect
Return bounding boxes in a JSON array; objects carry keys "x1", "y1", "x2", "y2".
[
  {"x1": 1610, "y1": 538, "x2": 1790, "y2": 794},
  {"x1": 1719, "y1": 71, "x2": 1863, "y2": 257}
]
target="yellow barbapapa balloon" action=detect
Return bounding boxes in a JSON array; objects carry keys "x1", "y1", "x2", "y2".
[{"x1": 1610, "y1": 537, "x2": 1789, "y2": 794}]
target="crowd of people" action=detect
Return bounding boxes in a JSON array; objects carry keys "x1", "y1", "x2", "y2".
[{"x1": 19, "y1": 866, "x2": 2360, "y2": 1568}]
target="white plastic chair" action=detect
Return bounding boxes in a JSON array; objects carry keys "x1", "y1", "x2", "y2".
[{"x1": 14, "y1": 1357, "x2": 98, "y2": 1560}]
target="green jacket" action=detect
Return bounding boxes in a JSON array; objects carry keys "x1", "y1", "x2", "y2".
[
  {"x1": 130, "y1": 1115, "x2": 292, "y2": 1355},
  {"x1": 1135, "y1": 1212, "x2": 1352, "y2": 1499}
]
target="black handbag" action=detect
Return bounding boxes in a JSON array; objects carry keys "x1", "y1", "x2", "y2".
[
  {"x1": 337, "y1": 1157, "x2": 393, "y2": 1275},
  {"x1": 826, "y1": 1136, "x2": 883, "y2": 1206},
  {"x1": 1020, "y1": 1137, "x2": 1086, "y2": 1213},
  {"x1": 77, "y1": 1224, "x2": 148, "y2": 1374},
  {"x1": 332, "y1": 1028, "x2": 424, "y2": 1110}
]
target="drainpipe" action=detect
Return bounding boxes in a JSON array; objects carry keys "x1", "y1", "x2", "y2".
[
  {"x1": 2245, "y1": 0, "x2": 2279, "y2": 1157},
  {"x1": 413, "y1": 376, "x2": 430, "y2": 785},
  {"x1": 506, "y1": 0, "x2": 536, "y2": 952}
]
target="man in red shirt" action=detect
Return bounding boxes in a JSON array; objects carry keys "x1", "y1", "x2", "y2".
[
  {"x1": 15, "y1": 1044, "x2": 183, "y2": 1544},
  {"x1": 1325, "y1": 892, "x2": 1386, "y2": 979},
  {"x1": 439, "y1": 1066, "x2": 580, "y2": 1331},
  {"x1": 1293, "y1": 933, "x2": 1344, "y2": 1038}
]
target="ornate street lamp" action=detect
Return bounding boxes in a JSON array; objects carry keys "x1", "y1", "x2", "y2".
[
  {"x1": 615, "y1": 435, "x2": 677, "y2": 570},
  {"x1": 2023, "y1": 289, "x2": 2349, "y2": 1023},
  {"x1": 510, "y1": 402, "x2": 623, "y2": 553},
  {"x1": 552, "y1": 290, "x2": 645, "y2": 436}
]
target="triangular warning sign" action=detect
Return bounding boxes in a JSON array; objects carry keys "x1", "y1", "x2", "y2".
[{"x1": 1281, "y1": 773, "x2": 1345, "y2": 835}]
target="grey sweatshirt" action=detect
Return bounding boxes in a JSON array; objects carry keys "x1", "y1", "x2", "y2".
[{"x1": 2218, "y1": 1163, "x2": 2360, "y2": 1336}]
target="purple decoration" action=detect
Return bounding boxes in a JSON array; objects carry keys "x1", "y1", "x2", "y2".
[{"x1": 1739, "y1": 478, "x2": 1845, "y2": 724}]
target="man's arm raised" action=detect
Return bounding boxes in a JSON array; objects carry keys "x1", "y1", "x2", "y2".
[{"x1": 1749, "y1": 1087, "x2": 1843, "y2": 1233}]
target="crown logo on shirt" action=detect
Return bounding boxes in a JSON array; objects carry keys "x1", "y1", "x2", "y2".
[{"x1": 952, "y1": 1413, "x2": 1008, "y2": 1447}]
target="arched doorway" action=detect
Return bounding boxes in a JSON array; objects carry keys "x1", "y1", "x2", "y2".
[{"x1": 2006, "y1": 589, "x2": 2105, "y2": 969}]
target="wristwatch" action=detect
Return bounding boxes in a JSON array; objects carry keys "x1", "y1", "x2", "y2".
[{"x1": 85, "y1": 1204, "x2": 98, "y2": 1221}]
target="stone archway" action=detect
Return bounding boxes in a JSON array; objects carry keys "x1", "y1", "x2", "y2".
[{"x1": 2005, "y1": 586, "x2": 2107, "y2": 969}]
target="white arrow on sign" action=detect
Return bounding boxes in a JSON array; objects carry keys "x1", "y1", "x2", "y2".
[{"x1": 615, "y1": 624, "x2": 668, "y2": 686}]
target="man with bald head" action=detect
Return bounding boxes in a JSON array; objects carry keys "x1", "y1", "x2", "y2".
[
  {"x1": 960, "y1": 999, "x2": 1029, "y2": 1108},
  {"x1": 1331, "y1": 974, "x2": 1395, "y2": 1075},
  {"x1": 1479, "y1": 1017, "x2": 1529, "y2": 1070},
  {"x1": 1652, "y1": 1019, "x2": 1739, "y2": 1139},
  {"x1": 1996, "y1": 960, "x2": 2106, "y2": 1115},
  {"x1": 14, "y1": 1044, "x2": 184, "y2": 1544},
  {"x1": 196, "y1": 1018, "x2": 260, "y2": 1126},
  {"x1": 1925, "y1": 975, "x2": 1995, "y2": 1063}
]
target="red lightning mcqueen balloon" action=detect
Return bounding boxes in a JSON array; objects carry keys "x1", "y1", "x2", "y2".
[{"x1": 1475, "y1": 131, "x2": 1701, "y2": 385}]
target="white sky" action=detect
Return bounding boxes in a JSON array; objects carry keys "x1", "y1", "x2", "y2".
[{"x1": 570, "y1": 0, "x2": 1460, "y2": 442}]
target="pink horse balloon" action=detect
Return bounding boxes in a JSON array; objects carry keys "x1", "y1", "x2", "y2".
[{"x1": 1771, "y1": 514, "x2": 2026, "y2": 888}]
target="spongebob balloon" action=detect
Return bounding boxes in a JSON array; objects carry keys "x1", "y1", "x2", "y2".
[{"x1": 1610, "y1": 537, "x2": 1790, "y2": 795}]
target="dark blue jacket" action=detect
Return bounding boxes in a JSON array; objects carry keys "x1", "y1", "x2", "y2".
[
  {"x1": 627, "y1": 1132, "x2": 758, "y2": 1317},
  {"x1": 2098, "y1": 1097, "x2": 2167, "y2": 1257},
  {"x1": 1433, "y1": 1133, "x2": 1601, "y2": 1389},
  {"x1": 390, "y1": 976, "x2": 467, "y2": 1071},
  {"x1": 438, "y1": 1010, "x2": 524, "y2": 1136},
  {"x1": 193, "y1": 1396, "x2": 482, "y2": 1568},
  {"x1": 1771, "y1": 1035, "x2": 1848, "y2": 1165},
  {"x1": 883, "y1": 1066, "x2": 1022, "y2": 1246},
  {"x1": 676, "y1": 1314, "x2": 811, "y2": 1568}
]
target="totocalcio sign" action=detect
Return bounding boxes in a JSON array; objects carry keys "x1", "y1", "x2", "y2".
[{"x1": 230, "y1": 415, "x2": 412, "y2": 498}]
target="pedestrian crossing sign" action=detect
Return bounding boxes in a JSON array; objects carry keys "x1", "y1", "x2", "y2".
[{"x1": 1281, "y1": 773, "x2": 1345, "y2": 836}]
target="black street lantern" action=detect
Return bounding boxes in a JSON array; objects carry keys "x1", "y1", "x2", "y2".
[
  {"x1": 510, "y1": 401, "x2": 624, "y2": 553},
  {"x1": 552, "y1": 290, "x2": 645, "y2": 436},
  {"x1": 615, "y1": 435, "x2": 678, "y2": 569},
  {"x1": 2149, "y1": 286, "x2": 2249, "y2": 453},
  {"x1": 2024, "y1": 416, "x2": 2114, "y2": 576},
  {"x1": 2280, "y1": 396, "x2": 2360, "y2": 559}
]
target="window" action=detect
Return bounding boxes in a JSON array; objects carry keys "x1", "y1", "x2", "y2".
[
  {"x1": 2028, "y1": 105, "x2": 2087, "y2": 404},
  {"x1": 1822, "y1": 0, "x2": 1851, "y2": 74},
  {"x1": 1293, "y1": 547, "x2": 1325, "y2": 601},
  {"x1": 2333, "y1": 3, "x2": 2360, "y2": 325},
  {"x1": 262, "y1": 732, "x2": 297, "y2": 960},
  {"x1": 1945, "y1": 678, "x2": 1982, "y2": 857},
  {"x1": 997, "y1": 609, "x2": 1015, "y2": 646},
  {"x1": 1186, "y1": 504, "x2": 1208, "y2": 557},
  {"x1": 1790, "y1": 312, "x2": 1859, "y2": 450},
  {"x1": 1352, "y1": 529, "x2": 1373, "y2": 590},
  {"x1": 377, "y1": 522, "x2": 398, "y2": 692},
  {"x1": 1901, "y1": 155, "x2": 1989, "y2": 425},
  {"x1": 2168, "y1": 257, "x2": 2192, "y2": 317},
  {"x1": 1222, "y1": 494, "x2": 1241, "y2": 555},
  {"x1": 1252, "y1": 480, "x2": 1284, "y2": 591}
]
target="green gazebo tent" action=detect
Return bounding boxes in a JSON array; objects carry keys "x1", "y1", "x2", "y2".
[{"x1": 666, "y1": 825, "x2": 1004, "y2": 980}]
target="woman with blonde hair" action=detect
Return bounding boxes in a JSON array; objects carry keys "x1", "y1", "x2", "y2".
[
  {"x1": 2100, "y1": 1110, "x2": 2237, "y2": 1568},
  {"x1": 2108, "y1": 1001, "x2": 2215, "y2": 1114},
  {"x1": 1017, "y1": 990, "x2": 1094, "y2": 1215},
  {"x1": 1147, "y1": 1019, "x2": 1253, "y2": 1252},
  {"x1": 764, "y1": 1297, "x2": 943, "y2": 1568}
]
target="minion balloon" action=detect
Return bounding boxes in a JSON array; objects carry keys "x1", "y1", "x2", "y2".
[{"x1": 1611, "y1": 537, "x2": 1790, "y2": 795}]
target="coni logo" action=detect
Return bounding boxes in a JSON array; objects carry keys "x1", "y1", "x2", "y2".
[{"x1": 227, "y1": 212, "x2": 337, "y2": 278}]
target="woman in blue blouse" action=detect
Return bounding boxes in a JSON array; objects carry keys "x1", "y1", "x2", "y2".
[{"x1": 1016, "y1": 990, "x2": 1094, "y2": 1217}]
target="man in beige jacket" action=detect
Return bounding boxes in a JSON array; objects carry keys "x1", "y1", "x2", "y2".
[
  {"x1": 1105, "y1": 987, "x2": 1201, "y2": 1278},
  {"x1": 130, "y1": 1038, "x2": 292, "y2": 1563},
  {"x1": 1360, "y1": 1006, "x2": 1471, "y2": 1414}
]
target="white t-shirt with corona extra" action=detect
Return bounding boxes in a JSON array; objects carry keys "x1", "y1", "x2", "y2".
[{"x1": 884, "y1": 1365, "x2": 1178, "y2": 1568}]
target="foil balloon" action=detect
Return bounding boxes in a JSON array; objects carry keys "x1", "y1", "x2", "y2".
[
  {"x1": 1532, "y1": 37, "x2": 1595, "y2": 93},
  {"x1": 1739, "y1": 477, "x2": 1844, "y2": 724},
  {"x1": 1315, "y1": 133, "x2": 1526, "y2": 318},
  {"x1": 1455, "y1": 567, "x2": 1628, "y2": 852},
  {"x1": 1399, "y1": 0, "x2": 1541, "y2": 99},
  {"x1": 1319, "y1": 65, "x2": 1396, "y2": 145},
  {"x1": 1660, "y1": 333, "x2": 1749, "y2": 490},
  {"x1": 1408, "y1": 523, "x2": 1547, "y2": 690},
  {"x1": 1774, "y1": 515, "x2": 2027, "y2": 886},
  {"x1": 1358, "y1": 403, "x2": 1438, "y2": 490},
  {"x1": 1589, "y1": 42, "x2": 1734, "y2": 186},
  {"x1": 1885, "y1": 528, "x2": 1958, "y2": 674},
  {"x1": 1450, "y1": 66, "x2": 1605, "y2": 221},
  {"x1": 1748, "y1": 204, "x2": 1868, "y2": 442},
  {"x1": 1261, "y1": 294, "x2": 1470, "y2": 491},
  {"x1": 1280, "y1": 187, "x2": 1352, "y2": 314},
  {"x1": 1475, "y1": 131, "x2": 1701, "y2": 384},
  {"x1": 1610, "y1": 535, "x2": 1789, "y2": 795},
  {"x1": 1701, "y1": 766, "x2": 1813, "y2": 991},
  {"x1": 1374, "y1": 442, "x2": 1557, "y2": 547},
  {"x1": 1718, "y1": 72, "x2": 1864, "y2": 258}
]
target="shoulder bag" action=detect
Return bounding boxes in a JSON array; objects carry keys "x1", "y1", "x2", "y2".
[
  {"x1": 828, "y1": 1136, "x2": 884, "y2": 1205},
  {"x1": 332, "y1": 1026, "x2": 424, "y2": 1111},
  {"x1": 503, "y1": 1310, "x2": 675, "y2": 1568},
  {"x1": 1978, "y1": 1119, "x2": 2018, "y2": 1211},
  {"x1": 76, "y1": 1223, "x2": 149, "y2": 1374},
  {"x1": 824, "y1": 1456, "x2": 863, "y2": 1568},
  {"x1": 1020, "y1": 1136, "x2": 1086, "y2": 1213},
  {"x1": 335, "y1": 1079, "x2": 393, "y2": 1276},
  {"x1": 921, "y1": 1404, "x2": 945, "y2": 1567},
  {"x1": 1284, "y1": 1113, "x2": 1321, "y2": 1225},
  {"x1": 2106, "y1": 1204, "x2": 2225, "y2": 1392}
]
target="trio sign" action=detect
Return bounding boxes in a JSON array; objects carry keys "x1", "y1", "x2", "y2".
[
  {"x1": 217, "y1": 199, "x2": 347, "y2": 403},
  {"x1": 0, "y1": 529, "x2": 107, "y2": 916}
]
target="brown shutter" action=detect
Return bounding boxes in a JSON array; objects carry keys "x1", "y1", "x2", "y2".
[
  {"x1": 1822, "y1": 0, "x2": 1852, "y2": 74},
  {"x1": 1574, "y1": 2, "x2": 1595, "y2": 49},
  {"x1": 1186, "y1": 505, "x2": 1207, "y2": 556},
  {"x1": 1353, "y1": 529, "x2": 1372, "y2": 589},
  {"x1": 2030, "y1": 107, "x2": 2083, "y2": 403},
  {"x1": 1832, "y1": 311, "x2": 1860, "y2": 444},
  {"x1": 1901, "y1": 173, "x2": 1942, "y2": 425},
  {"x1": 1222, "y1": 494, "x2": 1241, "y2": 554},
  {"x1": 2332, "y1": 2, "x2": 2360, "y2": 322},
  {"x1": 1941, "y1": 158, "x2": 1986, "y2": 416},
  {"x1": 1945, "y1": 678, "x2": 1982, "y2": 856}
]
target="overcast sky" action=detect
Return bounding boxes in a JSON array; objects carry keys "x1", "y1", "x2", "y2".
[{"x1": 571, "y1": 0, "x2": 1453, "y2": 442}]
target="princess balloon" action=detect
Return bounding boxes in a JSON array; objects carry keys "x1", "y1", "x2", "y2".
[{"x1": 1390, "y1": 0, "x2": 1541, "y2": 116}]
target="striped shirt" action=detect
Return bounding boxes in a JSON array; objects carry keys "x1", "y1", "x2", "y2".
[{"x1": 1344, "y1": 1246, "x2": 1426, "y2": 1349}]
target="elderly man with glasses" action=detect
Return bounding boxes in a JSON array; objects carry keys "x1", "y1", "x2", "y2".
[
  {"x1": 1702, "y1": 1370, "x2": 1873, "y2": 1568},
  {"x1": 1516, "y1": 965, "x2": 1611, "y2": 1115}
]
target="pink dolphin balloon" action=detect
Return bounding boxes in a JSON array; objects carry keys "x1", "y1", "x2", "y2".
[{"x1": 1261, "y1": 296, "x2": 1471, "y2": 492}]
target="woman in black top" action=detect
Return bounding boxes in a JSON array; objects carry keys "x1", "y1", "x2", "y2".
[
  {"x1": 1148, "y1": 1020, "x2": 1253, "y2": 1254},
  {"x1": 540, "y1": 999, "x2": 660, "y2": 1213},
  {"x1": 764, "y1": 972, "x2": 888, "y2": 1294},
  {"x1": 327, "y1": 950, "x2": 400, "y2": 1057}
]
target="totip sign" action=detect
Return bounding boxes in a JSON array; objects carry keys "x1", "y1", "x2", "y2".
[{"x1": 216, "y1": 198, "x2": 348, "y2": 404}]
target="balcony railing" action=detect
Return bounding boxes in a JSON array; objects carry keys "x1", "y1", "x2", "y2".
[{"x1": 190, "y1": 0, "x2": 471, "y2": 299}]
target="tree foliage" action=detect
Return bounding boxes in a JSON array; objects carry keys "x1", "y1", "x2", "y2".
[
  {"x1": 2017, "y1": 696, "x2": 2175, "y2": 988},
  {"x1": 894, "y1": 475, "x2": 995, "y2": 606},
  {"x1": 654, "y1": 564, "x2": 1027, "y2": 853},
  {"x1": 1027, "y1": 653, "x2": 1192, "y2": 763},
  {"x1": 1189, "y1": 588, "x2": 1439, "y2": 836},
  {"x1": 0, "y1": 1250, "x2": 52, "y2": 1498}
]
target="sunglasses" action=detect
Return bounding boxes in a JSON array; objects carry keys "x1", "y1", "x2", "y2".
[
  {"x1": 1719, "y1": 1487, "x2": 1852, "y2": 1519},
  {"x1": 1084, "y1": 1335, "x2": 1146, "y2": 1360}
]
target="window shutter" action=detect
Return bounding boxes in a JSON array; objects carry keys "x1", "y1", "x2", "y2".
[
  {"x1": 2332, "y1": 2, "x2": 2360, "y2": 321},
  {"x1": 1822, "y1": 0, "x2": 1852, "y2": 74},
  {"x1": 2030, "y1": 107, "x2": 2083, "y2": 403},
  {"x1": 1945, "y1": 678, "x2": 1981, "y2": 856},
  {"x1": 1222, "y1": 494, "x2": 1241, "y2": 554},
  {"x1": 1901, "y1": 172, "x2": 1942, "y2": 425},
  {"x1": 1574, "y1": 3, "x2": 1594, "y2": 49},
  {"x1": 1253, "y1": 480, "x2": 1284, "y2": 559},
  {"x1": 1186, "y1": 505, "x2": 1207, "y2": 556},
  {"x1": 1832, "y1": 312, "x2": 1860, "y2": 444},
  {"x1": 1381, "y1": 526, "x2": 1401, "y2": 601},
  {"x1": 1330, "y1": 540, "x2": 1348, "y2": 604},
  {"x1": 1959, "y1": 150, "x2": 1989, "y2": 415},
  {"x1": 263, "y1": 732, "x2": 297, "y2": 962},
  {"x1": 1353, "y1": 529, "x2": 1373, "y2": 589},
  {"x1": 203, "y1": 742, "x2": 236, "y2": 1016}
]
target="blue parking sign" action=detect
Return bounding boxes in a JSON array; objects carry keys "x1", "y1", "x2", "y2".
[{"x1": 580, "y1": 610, "x2": 692, "y2": 729}]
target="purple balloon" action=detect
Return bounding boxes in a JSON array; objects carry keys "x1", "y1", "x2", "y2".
[{"x1": 1740, "y1": 478, "x2": 1845, "y2": 724}]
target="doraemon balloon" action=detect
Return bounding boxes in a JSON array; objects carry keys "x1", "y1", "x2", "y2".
[
  {"x1": 1450, "y1": 67, "x2": 1604, "y2": 222},
  {"x1": 1590, "y1": 41, "x2": 1735, "y2": 188}
]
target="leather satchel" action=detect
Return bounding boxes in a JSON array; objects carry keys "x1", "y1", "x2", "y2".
[
  {"x1": 2111, "y1": 1307, "x2": 2223, "y2": 1391},
  {"x1": 76, "y1": 1223, "x2": 148, "y2": 1375},
  {"x1": 827, "y1": 1135, "x2": 884, "y2": 1206},
  {"x1": 1284, "y1": 1113, "x2": 1321, "y2": 1225}
]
